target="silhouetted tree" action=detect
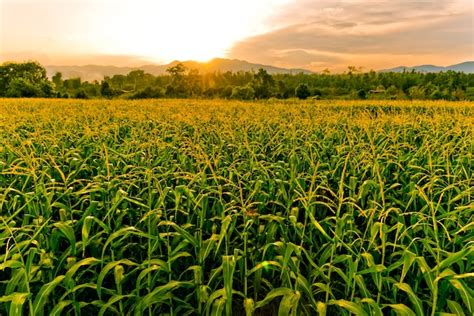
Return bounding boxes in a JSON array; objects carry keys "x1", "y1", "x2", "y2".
[
  {"x1": 1, "y1": 61, "x2": 473, "y2": 101},
  {"x1": 252, "y1": 68, "x2": 274, "y2": 99},
  {"x1": 52, "y1": 72, "x2": 63, "y2": 89},
  {"x1": 295, "y1": 83, "x2": 310, "y2": 99},
  {"x1": 100, "y1": 81, "x2": 112, "y2": 98},
  {"x1": 166, "y1": 63, "x2": 188, "y2": 97}
]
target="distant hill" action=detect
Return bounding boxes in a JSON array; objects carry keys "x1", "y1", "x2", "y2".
[
  {"x1": 46, "y1": 58, "x2": 313, "y2": 81},
  {"x1": 381, "y1": 61, "x2": 474, "y2": 73}
]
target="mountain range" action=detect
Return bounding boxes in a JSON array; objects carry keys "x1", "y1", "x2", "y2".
[
  {"x1": 46, "y1": 58, "x2": 312, "y2": 82},
  {"x1": 45, "y1": 59, "x2": 474, "y2": 81},
  {"x1": 381, "y1": 61, "x2": 474, "y2": 74}
]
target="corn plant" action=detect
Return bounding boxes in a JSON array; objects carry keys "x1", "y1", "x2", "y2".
[{"x1": 0, "y1": 98, "x2": 473, "y2": 315}]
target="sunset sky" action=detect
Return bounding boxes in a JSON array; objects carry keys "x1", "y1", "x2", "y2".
[{"x1": 1, "y1": 0, "x2": 473, "y2": 71}]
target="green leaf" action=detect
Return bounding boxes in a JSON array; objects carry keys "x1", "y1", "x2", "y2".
[
  {"x1": 446, "y1": 299, "x2": 465, "y2": 316},
  {"x1": 278, "y1": 291, "x2": 300, "y2": 316},
  {"x1": 204, "y1": 288, "x2": 225, "y2": 315},
  {"x1": 81, "y1": 216, "x2": 94, "y2": 253},
  {"x1": 216, "y1": 215, "x2": 232, "y2": 255},
  {"x1": 64, "y1": 257, "x2": 100, "y2": 289},
  {"x1": 401, "y1": 251, "x2": 416, "y2": 283},
  {"x1": 255, "y1": 288, "x2": 293, "y2": 309},
  {"x1": 53, "y1": 222, "x2": 76, "y2": 255},
  {"x1": 0, "y1": 260, "x2": 22, "y2": 271},
  {"x1": 0, "y1": 293, "x2": 29, "y2": 316},
  {"x1": 135, "y1": 264, "x2": 166, "y2": 291},
  {"x1": 32, "y1": 275, "x2": 65, "y2": 316},
  {"x1": 330, "y1": 299, "x2": 367, "y2": 316},
  {"x1": 158, "y1": 221, "x2": 198, "y2": 248},
  {"x1": 416, "y1": 257, "x2": 434, "y2": 291},
  {"x1": 449, "y1": 279, "x2": 473, "y2": 313},
  {"x1": 395, "y1": 283, "x2": 424, "y2": 316},
  {"x1": 360, "y1": 298, "x2": 383, "y2": 316},
  {"x1": 436, "y1": 247, "x2": 473, "y2": 272},
  {"x1": 222, "y1": 255, "x2": 236, "y2": 316},
  {"x1": 99, "y1": 294, "x2": 134, "y2": 316},
  {"x1": 247, "y1": 261, "x2": 282, "y2": 276},
  {"x1": 97, "y1": 259, "x2": 138, "y2": 300},
  {"x1": 307, "y1": 211, "x2": 333, "y2": 242},
  {"x1": 50, "y1": 300, "x2": 73, "y2": 316},
  {"x1": 134, "y1": 280, "x2": 189, "y2": 315},
  {"x1": 210, "y1": 297, "x2": 226, "y2": 316},
  {"x1": 101, "y1": 226, "x2": 153, "y2": 261},
  {"x1": 385, "y1": 304, "x2": 416, "y2": 316}
]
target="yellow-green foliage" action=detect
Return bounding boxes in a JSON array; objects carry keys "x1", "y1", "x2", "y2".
[{"x1": 0, "y1": 99, "x2": 473, "y2": 315}]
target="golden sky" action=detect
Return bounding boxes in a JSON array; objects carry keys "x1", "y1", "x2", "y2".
[{"x1": 1, "y1": 0, "x2": 473, "y2": 71}]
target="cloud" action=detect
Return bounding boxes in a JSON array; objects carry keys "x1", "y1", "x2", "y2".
[{"x1": 229, "y1": 0, "x2": 474, "y2": 71}]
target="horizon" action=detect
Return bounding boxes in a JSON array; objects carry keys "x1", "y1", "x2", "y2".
[
  {"x1": 33, "y1": 58, "x2": 474, "y2": 71},
  {"x1": 38, "y1": 59, "x2": 474, "y2": 81},
  {"x1": 1, "y1": 0, "x2": 473, "y2": 72}
]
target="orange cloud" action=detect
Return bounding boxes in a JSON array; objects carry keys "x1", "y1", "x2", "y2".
[{"x1": 228, "y1": 0, "x2": 474, "y2": 71}]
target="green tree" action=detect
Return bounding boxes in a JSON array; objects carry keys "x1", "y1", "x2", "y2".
[
  {"x1": 408, "y1": 86, "x2": 426, "y2": 99},
  {"x1": 222, "y1": 85, "x2": 234, "y2": 99},
  {"x1": 295, "y1": 83, "x2": 311, "y2": 100},
  {"x1": 64, "y1": 78, "x2": 82, "y2": 90},
  {"x1": 166, "y1": 63, "x2": 188, "y2": 97},
  {"x1": 187, "y1": 69, "x2": 202, "y2": 96},
  {"x1": 100, "y1": 81, "x2": 112, "y2": 98},
  {"x1": 52, "y1": 72, "x2": 63, "y2": 89},
  {"x1": 0, "y1": 61, "x2": 51, "y2": 97},
  {"x1": 127, "y1": 70, "x2": 146, "y2": 90},
  {"x1": 252, "y1": 68, "x2": 274, "y2": 99},
  {"x1": 167, "y1": 63, "x2": 186, "y2": 77}
]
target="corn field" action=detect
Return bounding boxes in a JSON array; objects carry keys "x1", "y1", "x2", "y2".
[{"x1": 0, "y1": 99, "x2": 473, "y2": 315}]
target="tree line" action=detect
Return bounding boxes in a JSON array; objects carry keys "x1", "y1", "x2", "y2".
[{"x1": 1, "y1": 61, "x2": 474, "y2": 100}]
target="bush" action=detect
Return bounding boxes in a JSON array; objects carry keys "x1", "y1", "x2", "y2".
[
  {"x1": 129, "y1": 87, "x2": 164, "y2": 99},
  {"x1": 231, "y1": 86, "x2": 255, "y2": 100},
  {"x1": 75, "y1": 90, "x2": 89, "y2": 99},
  {"x1": 295, "y1": 83, "x2": 310, "y2": 100},
  {"x1": 357, "y1": 89, "x2": 367, "y2": 99}
]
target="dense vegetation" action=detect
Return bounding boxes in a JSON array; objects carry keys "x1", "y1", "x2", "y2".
[
  {"x1": 0, "y1": 99, "x2": 472, "y2": 315},
  {"x1": 1, "y1": 61, "x2": 474, "y2": 100}
]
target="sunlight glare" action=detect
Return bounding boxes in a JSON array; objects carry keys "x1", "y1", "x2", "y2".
[{"x1": 90, "y1": 0, "x2": 292, "y2": 62}]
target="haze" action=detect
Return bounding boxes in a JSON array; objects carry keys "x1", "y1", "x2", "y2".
[{"x1": 1, "y1": 0, "x2": 473, "y2": 72}]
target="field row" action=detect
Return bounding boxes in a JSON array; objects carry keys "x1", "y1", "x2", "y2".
[{"x1": 0, "y1": 99, "x2": 473, "y2": 315}]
